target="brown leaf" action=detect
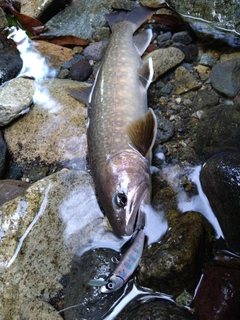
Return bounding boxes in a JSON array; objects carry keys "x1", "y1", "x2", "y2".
[
  {"x1": 31, "y1": 35, "x2": 90, "y2": 47},
  {"x1": 10, "y1": 8, "x2": 45, "y2": 35}
]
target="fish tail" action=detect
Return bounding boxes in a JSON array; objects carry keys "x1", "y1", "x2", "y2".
[{"x1": 105, "y1": 6, "x2": 154, "y2": 33}]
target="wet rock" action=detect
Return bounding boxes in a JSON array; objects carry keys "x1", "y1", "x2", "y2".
[
  {"x1": 139, "y1": 211, "x2": 205, "y2": 296},
  {"x1": 144, "y1": 47, "x2": 185, "y2": 81},
  {"x1": 69, "y1": 59, "x2": 92, "y2": 81},
  {"x1": 20, "y1": 0, "x2": 72, "y2": 22},
  {"x1": 194, "y1": 266, "x2": 240, "y2": 320},
  {"x1": 172, "y1": 31, "x2": 193, "y2": 45},
  {"x1": 3, "y1": 79, "x2": 88, "y2": 169},
  {"x1": 166, "y1": 0, "x2": 240, "y2": 47},
  {"x1": 0, "y1": 179, "x2": 30, "y2": 206},
  {"x1": 211, "y1": 59, "x2": 240, "y2": 98},
  {"x1": 0, "y1": 169, "x2": 104, "y2": 319},
  {"x1": 155, "y1": 115, "x2": 175, "y2": 143},
  {"x1": 64, "y1": 249, "x2": 122, "y2": 319},
  {"x1": 34, "y1": 40, "x2": 73, "y2": 69},
  {"x1": 200, "y1": 151, "x2": 240, "y2": 253},
  {"x1": 195, "y1": 105, "x2": 240, "y2": 158},
  {"x1": 0, "y1": 131, "x2": 6, "y2": 178},
  {"x1": 191, "y1": 88, "x2": 219, "y2": 111},
  {"x1": 0, "y1": 34, "x2": 23, "y2": 85},
  {"x1": 0, "y1": 7, "x2": 8, "y2": 28},
  {"x1": 0, "y1": 78, "x2": 34, "y2": 126},
  {"x1": 45, "y1": 0, "x2": 113, "y2": 40},
  {"x1": 61, "y1": 54, "x2": 85, "y2": 69},
  {"x1": 117, "y1": 299, "x2": 195, "y2": 320},
  {"x1": 174, "y1": 66, "x2": 201, "y2": 94}
]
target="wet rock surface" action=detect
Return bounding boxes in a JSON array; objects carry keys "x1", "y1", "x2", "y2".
[
  {"x1": 0, "y1": 1, "x2": 240, "y2": 319},
  {"x1": 193, "y1": 266, "x2": 240, "y2": 320},
  {"x1": 200, "y1": 152, "x2": 240, "y2": 254}
]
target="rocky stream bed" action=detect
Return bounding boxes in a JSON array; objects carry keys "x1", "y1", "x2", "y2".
[{"x1": 1, "y1": 0, "x2": 240, "y2": 319}]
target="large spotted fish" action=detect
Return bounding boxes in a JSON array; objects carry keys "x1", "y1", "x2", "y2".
[{"x1": 69, "y1": 6, "x2": 157, "y2": 236}]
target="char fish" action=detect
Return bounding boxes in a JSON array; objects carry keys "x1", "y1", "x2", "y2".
[{"x1": 69, "y1": 6, "x2": 157, "y2": 236}]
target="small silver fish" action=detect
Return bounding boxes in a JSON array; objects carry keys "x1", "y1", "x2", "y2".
[{"x1": 101, "y1": 229, "x2": 145, "y2": 293}]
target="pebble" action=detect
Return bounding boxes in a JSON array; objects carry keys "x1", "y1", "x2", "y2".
[
  {"x1": 69, "y1": 59, "x2": 92, "y2": 81},
  {"x1": 0, "y1": 179, "x2": 30, "y2": 206},
  {"x1": 172, "y1": 31, "x2": 193, "y2": 45},
  {"x1": 199, "y1": 53, "x2": 217, "y2": 67}
]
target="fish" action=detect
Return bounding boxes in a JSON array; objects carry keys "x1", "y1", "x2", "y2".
[
  {"x1": 101, "y1": 229, "x2": 145, "y2": 293},
  {"x1": 69, "y1": 6, "x2": 157, "y2": 236}
]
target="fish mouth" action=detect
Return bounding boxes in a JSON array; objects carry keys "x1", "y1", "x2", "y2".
[{"x1": 123, "y1": 183, "x2": 148, "y2": 235}]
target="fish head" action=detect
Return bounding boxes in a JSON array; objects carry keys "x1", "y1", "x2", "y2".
[
  {"x1": 103, "y1": 151, "x2": 150, "y2": 237},
  {"x1": 101, "y1": 275, "x2": 124, "y2": 293}
]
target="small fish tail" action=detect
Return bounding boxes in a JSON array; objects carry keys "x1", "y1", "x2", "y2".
[{"x1": 105, "y1": 6, "x2": 154, "y2": 33}]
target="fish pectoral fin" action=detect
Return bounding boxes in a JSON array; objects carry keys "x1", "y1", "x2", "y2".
[
  {"x1": 139, "y1": 57, "x2": 154, "y2": 90},
  {"x1": 134, "y1": 29, "x2": 152, "y2": 56},
  {"x1": 68, "y1": 85, "x2": 92, "y2": 105},
  {"x1": 126, "y1": 108, "x2": 157, "y2": 158}
]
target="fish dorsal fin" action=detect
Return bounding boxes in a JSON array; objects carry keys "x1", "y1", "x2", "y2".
[
  {"x1": 126, "y1": 108, "x2": 157, "y2": 158},
  {"x1": 68, "y1": 85, "x2": 92, "y2": 105},
  {"x1": 134, "y1": 29, "x2": 152, "y2": 56},
  {"x1": 139, "y1": 57, "x2": 153, "y2": 90}
]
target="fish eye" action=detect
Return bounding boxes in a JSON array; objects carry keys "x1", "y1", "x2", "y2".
[
  {"x1": 116, "y1": 193, "x2": 128, "y2": 207},
  {"x1": 106, "y1": 281, "x2": 114, "y2": 290}
]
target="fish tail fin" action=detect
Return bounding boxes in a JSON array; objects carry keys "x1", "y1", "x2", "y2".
[{"x1": 105, "y1": 6, "x2": 154, "y2": 33}]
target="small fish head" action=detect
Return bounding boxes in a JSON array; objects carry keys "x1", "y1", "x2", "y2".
[
  {"x1": 103, "y1": 151, "x2": 150, "y2": 236},
  {"x1": 101, "y1": 275, "x2": 124, "y2": 293}
]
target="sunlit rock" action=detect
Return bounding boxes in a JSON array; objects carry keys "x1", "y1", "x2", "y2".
[
  {"x1": 44, "y1": 0, "x2": 113, "y2": 40},
  {"x1": 144, "y1": 47, "x2": 185, "y2": 82},
  {"x1": 4, "y1": 79, "x2": 88, "y2": 169},
  {"x1": 34, "y1": 40, "x2": 73, "y2": 69},
  {"x1": 174, "y1": 66, "x2": 201, "y2": 94},
  {"x1": 0, "y1": 78, "x2": 34, "y2": 126},
  {"x1": 0, "y1": 169, "x2": 104, "y2": 319}
]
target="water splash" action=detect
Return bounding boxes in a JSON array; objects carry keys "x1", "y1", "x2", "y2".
[{"x1": 7, "y1": 27, "x2": 61, "y2": 112}]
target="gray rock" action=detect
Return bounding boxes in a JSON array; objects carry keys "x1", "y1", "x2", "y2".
[
  {"x1": 166, "y1": 0, "x2": 240, "y2": 47},
  {"x1": 211, "y1": 59, "x2": 240, "y2": 98},
  {"x1": 191, "y1": 89, "x2": 219, "y2": 111},
  {"x1": 199, "y1": 53, "x2": 217, "y2": 67},
  {"x1": 0, "y1": 169, "x2": 104, "y2": 319},
  {"x1": 172, "y1": 31, "x2": 193, "y2": 45},
  {"x1": 0, "y1": 34, "x2": 23, "y2": 86},
  {"x1": 45, "y1": 0, "x2": 113, "y2": 40},
  {"x1": 0, "y1": 131, "x2": 6, "y2": 179},
  {"x1": 0, "y1": 78, "x2": 34, "y2": 126},
  {"x1": 83, "y1": 40, "x2": 108, "y2": 61},
  {"x1": 144, "y1": 47, "x2": 185, "y2": 81},
  {"x1": 156, "y1": 31, "x2": 172, "y2": 44},
  {"x1": 0, "y1": 8, "x2": 8, "y2": 29}
]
